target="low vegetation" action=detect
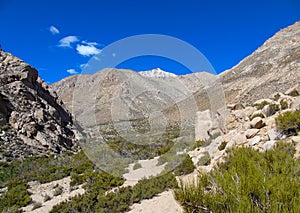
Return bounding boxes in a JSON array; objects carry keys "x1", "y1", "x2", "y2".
[
  {"x1": 175, "y1": 142, "x2": 300, "y2": 212},
  {"x1": 250, "y1": 113, "x2": 265, "y2": 120},
  {"x1": 0, "y1": 151, "x2": 94, "y2": 210},
  {"x1": 276, "y1": 110, "x2": 300, "y2": 135},
  {"x1": 288, "y1": 90, "x2": 299, "y2": 97},
  {"x1": 253, "y1": 100, "x2": 270, "y2": 110},
  {"x1": 0, "y1": 183, "x2": 31, "y2": 212},
  {"x1": 0, "y1": 151, "x2": 94, "y2": 188},
  {"x1": 173, "y1": 155, "x2": 195, "y2": 176},
  {"x1": 133, "y1": 162, "x2": 142, "y2": 170},
  {"x1": 197, "y1": 151, "x2": 211, "y2": 166},
  {"x1": 218, "y1": 141, "x2": 227, "y2": 151},
  {"x1": 280, "y1": 99, "x2": 289, "y2": 110},
  {"x1": 50, "y1": 172, "x2": 177, "y2": 213}
]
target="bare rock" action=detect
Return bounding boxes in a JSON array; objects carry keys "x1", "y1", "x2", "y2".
[
  {"x1": 245, "y1": 129, "x2": 260, "y2": 139},
  {"x1": 249, "y1": 136, "x2": 262, "y2": 146},
  {"x1": 291, "y1": 136, "x2": 300, "y2": 143},
  {"x1": 291, "y1": 96, "x2": 300, "y2": 111},
  {"x1": 285, "y1": 84, "x2": 300, "y2": 96},
  {"x1": 250, "y1": 117, "x2": 265, "y2": 129},
  {"x1": 227, "y1": 103, "x2": 244, "y2": 110},
  {"x1": 267, "y1": 129, "x2": 281, "y2": 140},
  {"x1": 262, "y1": 105, "x2": 272, "y2": 117},
  {"x1": 262, "y1": 140, "x2": 277, "y2": 151},
  {"x1": 0, "y1": 50, "x2": 78, "y2": 160}
]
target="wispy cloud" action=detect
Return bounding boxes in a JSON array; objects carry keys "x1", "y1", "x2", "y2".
[
  {"x1": 80, "y1": 63, "x2": 89, "y2": 69},
  {"x1": 58, "y1": 36, "x2": 79, "y2": 48},
  {"x1": 66, "y1": 68, "x2": 78, "y2": 74},
  {"x1": 82, "y1": 40, "x2": 98, "y2": 46},
  {"x1": 49, "y1": 25, "x2": 60, "y2": 35},
  {"x1": 76, "y1": 41, "x2": 101, "y2": 56}
]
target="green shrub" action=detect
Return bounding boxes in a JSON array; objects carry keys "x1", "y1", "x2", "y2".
[
  {"x1": 197, "y1": 151, "x2": 211, "y2": 166},
  {"x1": 288, "y1": 90, "x2": 299, "y2": 97},
  {"x1": 133, "y1": 162, "x2": 142, "y2": 170},
  {"x1": 253, "y1": 100, "x2": 270, "y2": 110},
  {"x1": 218, "y1": 141, "x2": 227, "y2": 151},
  {"x1": 280, "y1": 100, "x2": 289, "y2": 110},
  {"x1": 174, "y1": 142, "x2": 300, "y2": 212},
  {"x1": 173, "y1": 155, "x2": 195, "y2": 176},
  {"x1": 250, "y1": 113, "x2": 265, "y2": 120},
  {"x1": 53, "y1": 186, "x2": 63, "y2": 196},
  {"x1": 0, "y1": 184, "x2": 31, "y2": 212},
  {"x1": 276, "y1": 110, "x2": 300, "y2": 135},
  {"x1": 0, "y1": 151, "x2": 94, "y2": 188},
  {"x1": 274, "y1": 93, "x2": 281, "y2": 101},
  {"x1": 269, "y1": 103, "x2": 280, "y2": 115},
  {"x1": 50, "y1": 172, "x2": 177, "y2": 213}
]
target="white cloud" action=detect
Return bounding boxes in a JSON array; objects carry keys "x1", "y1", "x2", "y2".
[
  {"x1": 82, "y1": 40, "x2": 98, "y2": 46},
  {"x1": 76, "y1": 43, "x2": 101, "y2": 56},
  {"x1": 58, "y1": 36, "x2": 79, "y2": 48},
  {"x1": 49, "y1": 26, "x2": 60, "y2": 35},
  {"x1": 66, "y1": 69, "x2": 78, "y2": 74}
]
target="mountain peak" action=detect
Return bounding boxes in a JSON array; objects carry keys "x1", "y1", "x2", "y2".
[{"x1": 139, "y1": 68, "x2": 177, "y2": 78}]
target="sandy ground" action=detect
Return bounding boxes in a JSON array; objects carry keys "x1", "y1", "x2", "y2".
[
  {"x1": 123, "y1": 157, "x2": 166, "y2": 187},
  {"x1": 21, "y1": 176, "x2": 84, "y2": 213},
  {"x1": 123, "y1": 157, "x2": 184, "y2": 213},
  {"x1": 128, "y1": 190, "x2": 183, "y2": 213}
]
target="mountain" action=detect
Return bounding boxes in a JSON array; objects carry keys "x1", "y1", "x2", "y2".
[
  {"x1": 0, "y1": 50, "x2": 78, "y2": 162},
  {"x1": 52, "y1": 21, "x2": 300, "y2": 132},
  {"x1": 139, "y1": 68, "x2": 177, "y2": 78},
  {"x1": 221, "y1": 21, "x2": 300, "y2": 104},
  {"x1": 49, "y1": 22, "x2": 300, "y2": 163}
]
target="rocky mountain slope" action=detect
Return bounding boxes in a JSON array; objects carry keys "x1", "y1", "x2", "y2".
[
  {"x1": 192, "y1": 87, "x2": 300, "y2": 171},
  {"x1": 0, "y1": 50, "x2": 78, "y2": 162},
  {"x1": 221, "y1": 21, "x2": 300, "y2": 104},
  {"x1": 51, "y1": 21, "x2": 300, "y2": 148}
]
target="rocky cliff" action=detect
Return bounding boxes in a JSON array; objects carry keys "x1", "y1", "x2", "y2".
[{"x1": 0, "y1": 50, "x2": 78, "y2": 162}]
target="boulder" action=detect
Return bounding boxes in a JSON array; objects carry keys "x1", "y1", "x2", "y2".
[
  {"x1": 227, "y1": 103, "x2": 244, "y2": 110},
  {"x1": 291, "y1": 136, "x2": 300, "y2": 143},
  {"x1": 233, "y1": 132, "x2": 247, "y2": 145},
  {"x1": 245, "y1": 129, "x2": 259, "y2": 139},
  {"x1": 250, "y1": 117, "x2": 265, "y2": 129},
  {"x1": 262, "y1": 140, "x2": 277, "y2": 151},
  {"x1": 267, "y1": 129, "x2": 281, "y2": 140},
  {"x1": 250, "y1": 136, "x2": 261, "y2": 146},
  {"x1": 262, "y1": 105, "x2": 272, "y2": 117},
  {"x1": 291, "y1": 96, "x2": 300, "y2": 111}
]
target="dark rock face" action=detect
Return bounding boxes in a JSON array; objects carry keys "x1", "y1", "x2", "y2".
[{"x1": 0, "y1": 50, "x2": 78, "y2": 162}]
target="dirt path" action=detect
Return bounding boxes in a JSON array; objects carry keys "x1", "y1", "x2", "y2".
[{"x1": 128, "y1": 190, "x2": 183, "y2": 213}]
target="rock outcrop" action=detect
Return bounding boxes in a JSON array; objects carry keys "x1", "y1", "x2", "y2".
[
  {"x1": 0, "y1": 50, "x2": 78, "y2": 162},
  {"x1": 191, "y1": 89, "x2": 300, "y2": 170}
]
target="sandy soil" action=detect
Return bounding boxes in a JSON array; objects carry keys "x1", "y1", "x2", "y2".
[
  {"x1": 123, "y1": 157, "x2": 166, "y2": 187},
  {"x1": 21, "y1": 176, "x2": 84, "y2": 213},
  {"x1": 123, "y1": 157, "x2": 184, "y2": 213},
  {"x1": 128, "y1": 190, "x2": 183, "y2": 213}
]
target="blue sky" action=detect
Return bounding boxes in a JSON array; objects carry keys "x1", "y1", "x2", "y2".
[{"x1": 0, "y1": 0, "x2": 299, "y2": 83}]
